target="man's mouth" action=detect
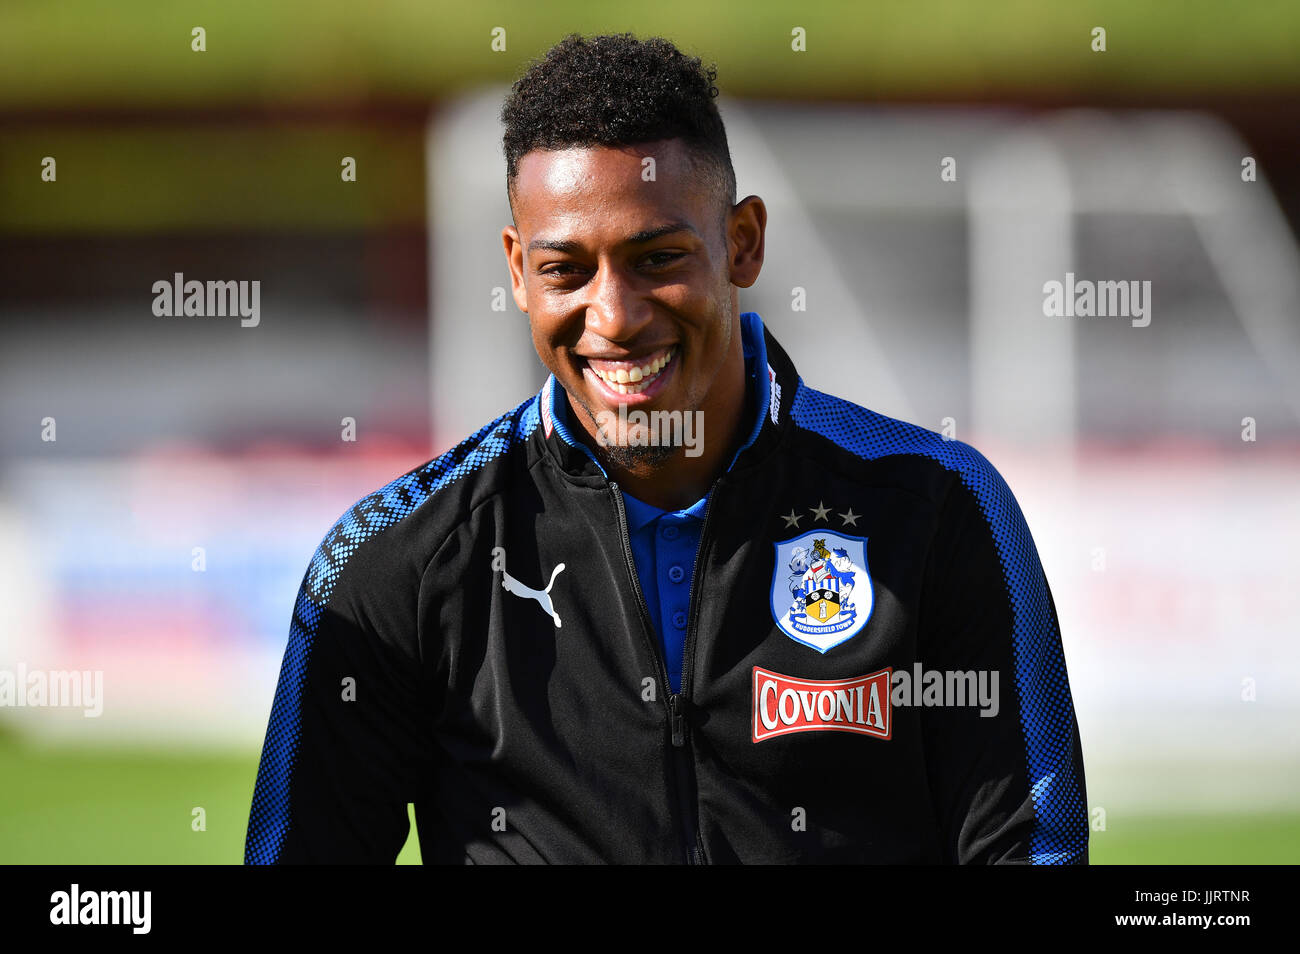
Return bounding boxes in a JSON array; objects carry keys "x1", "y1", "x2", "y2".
[{"x1": 583, "y1": 345, "x2": 677, "y2": 397}]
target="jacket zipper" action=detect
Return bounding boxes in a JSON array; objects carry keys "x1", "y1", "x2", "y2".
[
  {"x1": 610, "y1": 482, "x2": 706, "y2": 864},
  {"x1": 678, "y1": 478, "x2": 720, "y2": 865}
]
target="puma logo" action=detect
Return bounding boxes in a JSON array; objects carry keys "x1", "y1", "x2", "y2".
[{"x1": 491, "y1": 545, "x2": 564, "y2": 628}]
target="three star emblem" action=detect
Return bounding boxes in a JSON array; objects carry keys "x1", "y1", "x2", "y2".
[{"x1": 780, "y1": 502, "x2": 860, "y2": 529}]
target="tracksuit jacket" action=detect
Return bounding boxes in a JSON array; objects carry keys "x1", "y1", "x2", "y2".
[{"x1": 245, "y1": 312, "x2": 1089, "y2": 864}]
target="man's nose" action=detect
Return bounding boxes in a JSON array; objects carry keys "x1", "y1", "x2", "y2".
[{"x1": 584, "y1": 262, "x2": 653, "y2": 342}]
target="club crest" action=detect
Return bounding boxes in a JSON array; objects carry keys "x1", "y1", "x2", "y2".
[{"x1": 770, "y1": 531, "x2": 873, "y2": 653}]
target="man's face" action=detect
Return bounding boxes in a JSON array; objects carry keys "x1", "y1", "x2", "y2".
[{"x1": 502, "y1": 139, "x2": 757, "y2": 468}]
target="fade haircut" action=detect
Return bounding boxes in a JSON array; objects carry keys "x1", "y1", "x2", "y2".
[{"x1": 501, "y1": 33, "x2": 737, "y2": 230}]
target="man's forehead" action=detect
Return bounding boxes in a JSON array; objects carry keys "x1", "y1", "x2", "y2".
[{"x1": 513, "y1": 140, "x2": 707, "y2": 211}]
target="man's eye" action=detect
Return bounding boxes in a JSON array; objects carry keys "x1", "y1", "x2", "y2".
[
  {"x1": 644, "y1": 251, "x2": 684, "y2": 267},
  {"x1": 541, "y1": 263, "x2": 581, "y2": 276}
]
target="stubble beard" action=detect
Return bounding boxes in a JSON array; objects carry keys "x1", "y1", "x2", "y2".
[{"x1": 574, "y1": 396, "x2": 682, "y2": 472}]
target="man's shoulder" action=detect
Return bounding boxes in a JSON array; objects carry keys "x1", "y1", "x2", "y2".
[
  {"x1": 786, "y1": 380, "x2": 1042, "y2": 579},
  {"x1": 786, "y1": 378, "x2": 1003, "y2": 498},
  {"x1": 299, "y1": 393, "x2": 541, "y2": 606}
]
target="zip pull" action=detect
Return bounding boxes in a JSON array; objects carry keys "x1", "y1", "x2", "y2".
[{"x1": 669, "y1": 694, "x2": 687, "y2": 747}]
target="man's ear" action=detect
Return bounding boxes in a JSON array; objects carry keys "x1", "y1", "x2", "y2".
[
  {"x1": 727, "y1": 195, "x2": 767, "y2": 290},
  {"x1": 502, "y1": 224, "x2": 529, "y2": 313}
]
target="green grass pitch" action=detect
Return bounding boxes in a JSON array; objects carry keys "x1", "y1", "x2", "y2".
[{"x1": 2, "y1": 736, "x2": 1296, "y2": 864}]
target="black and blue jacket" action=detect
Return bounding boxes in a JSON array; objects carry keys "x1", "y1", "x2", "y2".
[{"x1": 245, "y1": 312, "x2": 1089, "y2": 864}]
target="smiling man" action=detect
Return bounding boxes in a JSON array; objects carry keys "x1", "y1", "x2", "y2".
[
  {"x1": 503, "y1": 133, "x2": 759, "y2": 512},
  {"x1": 245, "y1": 33, "x2": 1089, "y2": 864}
]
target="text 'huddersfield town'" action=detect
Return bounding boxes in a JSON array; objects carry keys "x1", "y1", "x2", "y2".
[{"x1": 151, "y1": 273, "x2": 260, "y2": 327}]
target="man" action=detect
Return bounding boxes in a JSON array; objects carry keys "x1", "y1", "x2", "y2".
[{"x1": 245, "y1": 33, "x2": 1088, "y2": 864}]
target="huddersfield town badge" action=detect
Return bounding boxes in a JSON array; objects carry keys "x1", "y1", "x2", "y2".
[{"x1": 771, "y1": 532, "x2": 873, "y2": 653}]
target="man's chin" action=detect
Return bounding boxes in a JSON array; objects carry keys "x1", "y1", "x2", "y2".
[
  {"x1": 598, "y1": 440, "x2": 680, "y2": 471},
  {"x1": 575, "y1": 396, "x2": 689, "y2": 472}
]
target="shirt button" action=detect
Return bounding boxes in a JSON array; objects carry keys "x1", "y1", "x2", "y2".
[
  {"x1": 668, "y1": 565, "x2": 685, "y2": 584},
  {"x1": 661, "y1": 524, "x2": 679, "y2": 541},
  {"x1": 672, "y1": 610, "x2": 688, "y2": 629}
]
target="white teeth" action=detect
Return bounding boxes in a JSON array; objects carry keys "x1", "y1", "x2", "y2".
[{"x1": 591, "y1": 346, "x2": 675, "y2": 393}]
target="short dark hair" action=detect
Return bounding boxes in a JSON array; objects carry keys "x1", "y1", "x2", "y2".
[{"x1": 501, "y1": 33, "x2": 737, "y2": 223}]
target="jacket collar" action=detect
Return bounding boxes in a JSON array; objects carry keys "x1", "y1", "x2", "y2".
[{"x1": 533, "y1": 311, "x2": 797, "y2": 483}]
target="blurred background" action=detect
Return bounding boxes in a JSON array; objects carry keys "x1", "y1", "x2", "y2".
[{"x1": 1, "y1": 1, "x2": 1297, "y2": 864}]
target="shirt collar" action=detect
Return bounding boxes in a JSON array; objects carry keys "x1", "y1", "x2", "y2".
[
  {"x1": 621, "y1": 484, "x2": 710, "y2": 530},
  {"x1": 727, "y1": 311, "x2": 771, "y2": 470}
]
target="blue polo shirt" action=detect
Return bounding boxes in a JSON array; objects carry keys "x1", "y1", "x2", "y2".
[
  {"x1": 619, "y1": 490, "x2": 707, "y2": 693},
  {"x1": 549, "y1": 313, "x2": 771, "y2": 693}
]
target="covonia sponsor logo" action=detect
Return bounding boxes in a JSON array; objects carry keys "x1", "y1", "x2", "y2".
[{"x1": 752, "y1": 666, "x2": 891, "y2": 743}]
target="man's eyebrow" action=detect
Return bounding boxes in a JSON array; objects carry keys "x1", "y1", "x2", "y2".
[
  {"x1": 527, "y1": 237, "x2": 583, "y2": 255},
  {"x1": 625, "y1": 222, "x2": 698, "y2": 245},
  {"x1": 527, "y1": 222, "x2": 699, "y2": 255}
]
